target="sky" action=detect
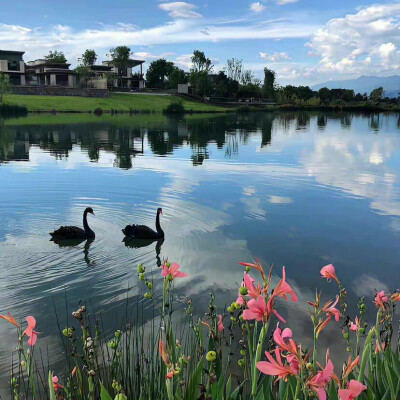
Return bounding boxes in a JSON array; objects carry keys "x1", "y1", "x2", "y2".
[{"x1": 0, "y1": 0, "x2": 400, "y2": 86}]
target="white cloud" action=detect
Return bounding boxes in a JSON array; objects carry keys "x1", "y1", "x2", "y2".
[
  {"x1": 158, "y1": 2, "x2": 203, "y2": 19},
  {"x1": 307, "y1": 3, "x2": 400, "y2": 80},
  {"x1": 250, "y1": 2, "x2": 266, "y2": 13},
  {"x1": 260, "y1": 51, "x2": 291, "y2": 61},
  {"x1": 134, "y1": 51, "x2": 175, "y2": 59},
  {"x1": 0, "y1": 18, "x2": 317, "y2": 67},
  {"x1": 277, "y1": 0, "x2": 298, "y2": 4}
]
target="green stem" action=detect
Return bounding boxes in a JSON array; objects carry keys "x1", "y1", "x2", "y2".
[
  {"x1": 251, "y1": 323, "x2": 268, "y2": 397},
  {"x1": 358, "y1": 327, "x2": 375, "y2": 382},
  {"x1": 313, "y1": 327, "x2": 317, "y2": 369}
]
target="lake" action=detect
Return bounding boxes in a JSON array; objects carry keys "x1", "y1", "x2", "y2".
[{"x1": 0, "y1": 111, "x2": 399, "y2": 389}]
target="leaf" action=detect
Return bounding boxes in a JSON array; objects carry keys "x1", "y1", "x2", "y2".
[
  {"x1": 100, "y1": 381, "x2": 113, "y2": 400},
  {"x1": 48, "y1": 371, "x2": 57, "y2": 400},
  {"x1": 184, "y1": 358, "x2": 203, "y2": 400}
]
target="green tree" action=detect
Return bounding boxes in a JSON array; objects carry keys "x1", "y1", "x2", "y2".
[
  {"x1": 44, "y1": 50, "x2": 67, "y2": 63},
  {"x1": 370, "y1": 87, "x2": 384, "y2": 102},
  {"x1": 0, "y1": 73, "x2": 11, "y2": 103},
  {"x1": 81, "y1": 49, "x2": 97, "y2": 66},
  {"x1": 167, "y1": 67, "x2": 188, "y2": 89},
  {"x1": 108, "y1": 46, "x2": 133, "y2": 87},
  {"x1": 225, "y1": 58, "x2": 244, "y2": 82},
  {"x1": 262, "y1": 68, "x2": 276, "y2": 99},
  {"x1": 145, "y1": 59, "x2": 174, "y2": 88},
  {"x1": 191, "y1": 50, "x2": 213, "y2": 73},
  {"x1": 318, "y1": 87, "x2": 331, "y2": 104}
]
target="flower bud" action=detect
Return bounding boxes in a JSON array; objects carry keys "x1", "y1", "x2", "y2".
[
  {"x1": 239, "y1": 287, "x2": 248, "y2": 296},
  {"x1": 343, "y1": 333, "x2": 349, "y2": 339},
  {"x1": 240, "y1": 350, "x2": 246, "y2": 356},
  {"x1": 346, "y1": 347, "x2": 351, "y2": 352},
  {"x1": 238, "y1": 359, "x2": 245, "y2": 367},
  {"x1": 108, "y1": 340, "x2": 117, "y2": 349},
  {"x1": 139, "y1": 273, "x2": 145, "y2": 281},
  {"x1": 115, "y1": 330, "x2": 122, "y2": 339},
  {"x1": 306, "y1": 363, "x2": 313, "y2": 370},
  {"x1": 137, "y1": 264, "x2": 145, "y2": 273},
  {"x1": 88, "y1": 369, "x2": 95, "y2": 376},
  {"x1": 206, "y1": 351, "x2": 216, "y2": 362},
  {"x1": 144, "y1": 292, "x2": 152, "y2": 299},
  {"x1": 147, "y1": 282, "x2": 153, "y2": 289},
  {"x1": 245, "y1": 266, "x2": 251, "y2": 272}
]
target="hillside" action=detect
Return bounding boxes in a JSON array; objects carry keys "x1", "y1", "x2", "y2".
[{"x1": 312, "y1": 75, "x2": 400, "y2": 97}]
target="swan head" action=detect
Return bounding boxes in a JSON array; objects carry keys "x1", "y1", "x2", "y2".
[
  {"x1": 85, "y1": 207, "x2": 95, "y2": 216},
  {"x1": 157, "y1": 207, "x2": 163, "y2": 215}
]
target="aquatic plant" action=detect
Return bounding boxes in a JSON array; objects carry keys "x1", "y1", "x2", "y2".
[{"x1": 2, "y1": 258, "x2": 400, "y2": 400}]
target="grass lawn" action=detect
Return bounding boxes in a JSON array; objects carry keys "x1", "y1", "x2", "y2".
[{"x1": 3, "y1": 93, "x2": 231, "y2": 113}]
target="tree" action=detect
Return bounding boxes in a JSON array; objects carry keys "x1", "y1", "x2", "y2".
[
  {"x1": 262, "y1": 68, "x2": 276, "y2": 99},
  {"x1": 108, "y1": 46, "x2": 133, "y2": 87},
  {"x1": 191, "y1": 50, "x2": 213, "y2": 74},
  {"x1": 0, "y1": 73, "x2": 11, "y2": 103},
  {"x1": 167, "y1": 67, "x2": 188, "y2": 89},
  {"x1": 370, "y1": 87, "x2": 384, "y2": 102},
  {"x1": 214, "y1": 71, "x2": 239, "y2": 97},
  {"x1": 225, "y1": 58, "x2": 244, "y2": 82},
  {"x1": 318, "y1": 87, "x2": 331, "y2": 104},
  {"x1": 81, "y1": 49, "x2": 97, "y2": 66},
  {"x1": 296, "y1": 86, "x2": 314, "y2": 103},
  {"x1": 44, "y1": 50, "x2": 67, "y2": 63},
  {"x1": 145, "y1": 59, "x2": 174, "y2": 88}
]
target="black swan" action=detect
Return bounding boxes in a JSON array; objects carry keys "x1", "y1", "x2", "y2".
[
  {"x1": 50, "y1": 207, "x2": 95, "y2": 241},
  {"x1": 122, "y1": 207, "x2": 164, "y2": 239}
]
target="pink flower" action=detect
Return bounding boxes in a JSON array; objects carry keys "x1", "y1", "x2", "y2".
[
  {"x1": 273, "y1": 267, "x2": 298, "y2": 302},
  {"x1": 308, "y1": 360, "x2": 335, "y2": 400},
  {"x1": 338, "y1": 380, "x2": 367, "y2": 400},
  {"x1": 52, "y1": 374, "x2": 63, "y2": 392},
  {"x1": 273, "y1": 323, "x2": 292, "y2": 348},
  {"x1": 24, "y1": 316, "x2": 38, "y2": 346},
  {"x1": 243, "y1": 272, "x2": 262, "y2": 299},
  {"x1": 166, "y1": 371, "x2": 174, "y2": 379},
  {"x1": 322, "y1": 295, "x2": 342, "y2": 322},
  {"x1": 350, "y1": 317, "x2": 360, "y2": 332},
  {"x1": 374, "y1": 291, "x2": 388, "y2": 310},
  {"x1": 320, "y1": 264, "x2": 340, "y2": 284},
  {"x1": 236, "y1": 293, "x2": 244, "y2": 305},
  {"x1": 217, "y1": 314, "x2": 224, "y2": 332},
  {"x1": 161, "y1": 263, "x2": 188, "y2": 279},
  {"x1": 257, "y1": 348, "x2": 298, "y2": 382},
  {"x1": 287, "y1": 354, "x2": 300, "y2": 374},
  {"x1": 243, "y1": 296, "x2": 267, "y2": 322}
]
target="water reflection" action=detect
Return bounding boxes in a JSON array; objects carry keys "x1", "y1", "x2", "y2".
[{"x1": 0, "y1": 111, "x2": 399, "y2": 394}]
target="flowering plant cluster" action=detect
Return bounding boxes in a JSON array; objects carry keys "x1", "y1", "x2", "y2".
[{"x1": 1, "y1": 257, "x2": 400, "y2": 400}]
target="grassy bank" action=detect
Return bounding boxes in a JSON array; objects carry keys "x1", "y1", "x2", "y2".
[
  {"x1": 3, "y1": 93, "x2": 230, "y2": 113},
  {"x1": 1, "y1": 257, "x2": 399, "y2": 400}
]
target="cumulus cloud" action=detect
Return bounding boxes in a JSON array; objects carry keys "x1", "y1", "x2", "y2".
[
  {"x1": 307, "y1": 3, "x2": 400, "y2": 79},
  {"x1": 250, "y1": 2, "x2": 266, "y2": 13},
  {"x1": 277, "y1": 0, "x2": 298, "y2": 4},
  {"x1": 259, "y1": 51, "x2": 291, "y2": 61},
  {"x1": 158, "y1": 2, "x2": 203, "y2": 19},
  {"x1": 134, "y1": 51, "x2": 175, "y2": 59}
]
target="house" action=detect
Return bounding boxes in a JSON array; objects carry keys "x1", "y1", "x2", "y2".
[
  {"x1": 0, "y1": 50, "x2": 26, "y2": 85},
  {"x1": 102, "y1": 59, "x2": 145, "y2": 90},
  {"x1": 25, "y1": 59, "x2": 77, "y2": 87},
  {"x1": 83, "y1": 65, "x2": 113, "y2": 89}
]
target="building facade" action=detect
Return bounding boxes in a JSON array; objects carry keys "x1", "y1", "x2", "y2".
[
  {"x1": 102, "y1": 59, "x2": 145, "y2": 90},
  {"x1": 0, "y1": 50, "x2": 26, "y2": 85},
  {"x1": 25, "y1": 59, "x2": 77, "y2": 87}
]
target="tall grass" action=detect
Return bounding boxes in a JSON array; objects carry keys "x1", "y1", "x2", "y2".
[{"x1": 2, "y1": 258, "x2": 400, "y2": 400}]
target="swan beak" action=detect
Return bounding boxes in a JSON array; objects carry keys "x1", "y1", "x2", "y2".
[{"x1": 90, "y1": 211, "x2": 95, "y2": 215}]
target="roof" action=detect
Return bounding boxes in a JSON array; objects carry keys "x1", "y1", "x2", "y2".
[
  {"x1": 102, "y1": 59, "x2": 145, "y2": 68},
  {"x1": 0, "y1": 50, "x2": 25, "y2": 55},
  {"x1": 89, "y1": 65, "x2": 113, "y2": 71},
  {"x1": 27, "y1": 60, "x2": 71, "y2": 67}
]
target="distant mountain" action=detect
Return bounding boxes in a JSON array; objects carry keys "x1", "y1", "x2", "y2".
[{"x1": 312, "y1": 75, "x2": 400, "y2": 98}]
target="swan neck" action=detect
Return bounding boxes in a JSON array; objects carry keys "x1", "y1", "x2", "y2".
[
  {"x1": 83, "y1": 211, "x2": 94, "y2": 235},
  {"x1": 156, "y1": 212, "x2": 164, "y2": 236}
]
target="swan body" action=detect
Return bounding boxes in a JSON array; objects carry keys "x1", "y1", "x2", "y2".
[
  {"x1": 123, "y1": 208, "x2": 164, "y2": 239},
  {"x1": 50, "y1": 207, "x2": 95, "y2": 241}
]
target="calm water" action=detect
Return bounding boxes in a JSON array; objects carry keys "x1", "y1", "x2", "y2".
[{"x1": 0, "y1": 111, "x2": 400, "y2": 386}]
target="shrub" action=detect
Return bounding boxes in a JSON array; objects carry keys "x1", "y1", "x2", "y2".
[
  {"x1": 93, "y1": 107, "x2": 103, "y2": 116},
  {"x1": 164, "y1": 97, "x2": 185, "y2": 113}
]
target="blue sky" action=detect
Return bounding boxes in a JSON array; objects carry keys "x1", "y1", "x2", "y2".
[{"x1": 1, "y1": 0, "x2": 399, "y2": 86}]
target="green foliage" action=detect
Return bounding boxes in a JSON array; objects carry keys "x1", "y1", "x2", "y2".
[
  {"x1": 167, "y1": 67, "x2": 188, "y2": 89},
  {"x1": 164, "y1": 97, "x2": 185, "y2": 113},
  {"x1": 0, "y1": 73, "x2": 11, "y2": 103},
  {"x1": 108, "y1": 46, "x2": 133, "y2": 69},
  {"x1": 81, "y1": 49, "x2": 97, "y2": 66},
  {"x1": 370, "y1": 87, "x2": 384, "y2": 102},
  {"x1": 237, "y1": 83, "x2": 262, "y2": 98},
  {"x1": 146, "y1": 59, "x2": 175, "y2": 88},
  {"x1": 191, "y1": 50, "x2": 214, "y2": 74},
  {"x1": 44, "y1": 50, "x2": 67, "y2": 63},
  {"x1": 262, "y1": 68, "x2": 276, "y2": 100}
]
